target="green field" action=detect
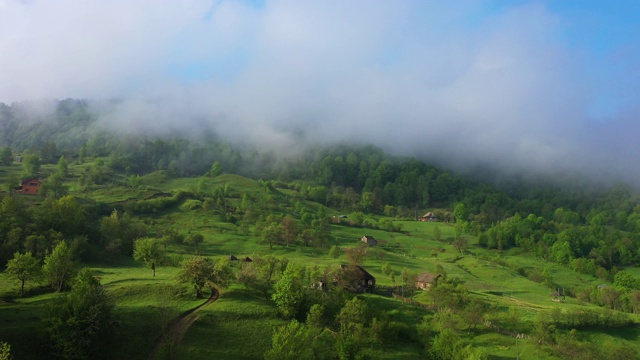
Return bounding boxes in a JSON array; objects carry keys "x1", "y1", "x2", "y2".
[{"x1": 0, "y1": 160, "x2": 639, "y2": 360}]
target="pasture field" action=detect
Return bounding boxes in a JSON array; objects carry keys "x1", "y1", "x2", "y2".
[{"x1": 0, "y1": 161, "x2": 639, "y2": 359}]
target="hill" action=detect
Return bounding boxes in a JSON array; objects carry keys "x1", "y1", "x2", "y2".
[{"x1": 0, "y1": 100, "x2": 640, "y2": 358}]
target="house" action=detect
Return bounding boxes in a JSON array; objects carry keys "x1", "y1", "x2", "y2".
[
  {"x1": 338, "y1": 264, "x2": 376, "y2": 293},
  {"x1": 229, "y1": 255, "x2": 238, "y2": 261},
  {"x1": 361, "y1": 235, "x2": 378, "y2": 247},
  {"x1": 415, "y1": 273, "x2": 442, "y2": 290},
  {"x1": 243, "y1": 257, "x2": 253, "y2": 262},
  {"x1": 20, "y1": 178, "x2": 41, "y2": 195},
  {"x1": 419, "y1": 212, "x2": 438, "y2": 222}
]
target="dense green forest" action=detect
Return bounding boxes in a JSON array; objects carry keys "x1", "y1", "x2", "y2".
[{"x1": 1, "y1": 99, "x2": 640, "y2": 359}]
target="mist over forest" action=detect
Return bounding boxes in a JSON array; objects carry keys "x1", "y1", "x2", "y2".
[{"x1": 2, "y1": 1, "x2": 640, "y2": 186}]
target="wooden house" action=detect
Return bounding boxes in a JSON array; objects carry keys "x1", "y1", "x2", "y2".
[
  {"x1": 361, "y1": 235, "x2": 378, "y2": 247},
  {"x1": 415, "y1": 273, "x2": 442, "y2": 290},
  {"x1": 419, "y1": 212, "x2": 438, "y2": 222},
  {"x1": 20, "y1": 178, "x2": 41, "y2": 195},
  {"x1": 338, "y1": 264, "x2": 376, "y2": 293}
]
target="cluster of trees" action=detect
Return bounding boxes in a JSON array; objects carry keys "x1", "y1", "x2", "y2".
[
  {"x1": 6, "y1": 241, "x2": 76, "y2": 297},
  {"x1": 0, "y1": 194, "x2": 151, "y2": 267},
  {"x1": 4, "y1": 242, "x2": 113, "y2": 359}
]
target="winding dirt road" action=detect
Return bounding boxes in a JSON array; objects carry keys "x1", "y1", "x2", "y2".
[{"x1": 148, "y1": 288, "x2": 219, "y2": 360}]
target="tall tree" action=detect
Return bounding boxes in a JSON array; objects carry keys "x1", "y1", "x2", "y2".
[
  {"x1": 272, "y1": 263, "x2": 304, "y2": 319},
  {"x1": 43, "y1": 241, "x2": 75, "y2": 292},
  {"x1": 133, "y1": 237, "x2": 165, "y2": 276},
  {"x1": 5, "y1": 251, "x2": 41, "y2": 297},
  {"x1": 0, "y1": 146, "x2": 12, "y2": 166},
  {"x1": 45, "y1": 268, "x2": 114, "y2": 360},
  {"x1": 280, "y1": 216, "x2": 298, "y2": 247},
  {"x1": 22, "y1": 154, "x2": 40, "y2": 179},
  {"x1": 56, "y1": 156, "x2": 69, "y2": 178}
]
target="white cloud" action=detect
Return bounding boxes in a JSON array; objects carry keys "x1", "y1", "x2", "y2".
[{"x1": 1, "y1": 0, "x2": 639, "y2": 183}]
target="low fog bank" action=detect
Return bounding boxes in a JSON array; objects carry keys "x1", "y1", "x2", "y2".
[
  {"x1": 2, "y1": 1, "x2": 639, "y2": 187},
  {"x1": 86, "y1": 94, "x2": 635, "y2": 189}
]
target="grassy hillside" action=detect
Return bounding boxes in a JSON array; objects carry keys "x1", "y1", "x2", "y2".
[{"x1": 0, "y1": 159, "x2": 639, "y2": 359}]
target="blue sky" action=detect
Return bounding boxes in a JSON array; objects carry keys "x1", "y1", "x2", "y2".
[{"x1": 1, "y1": 0, "x2": 639, "y2": 181}]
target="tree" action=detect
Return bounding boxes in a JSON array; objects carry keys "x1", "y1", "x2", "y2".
[
  {"x1": 0, "y1": 342, "x2": 11, "y2": 360},
  {"x1": 133, "y1": 237, "x2": 165, "y2": 276},
  {"x1": 177, "y1": 256, "x2": 231, "y2": 298},
  {"x1": 280, "y1": 216, "x2": 298, "y2": 247},
  {"x1": 433, "y1": 226, "x2": 441, "y2": 242},
  {"x1": 272, "y1": 263, "x2": 304, "y2": 319},
  {"x1": 344, "y1": 244, "x2": 367, "y2": 265},
  {"x1": 6, "y1": 251, "x2": 41, "y2": 297},
  {"x1": 40, "y1": 173, "x2": 69, "y2": 199},
  {"x1": 306, "y1": 304, "x2": 325, "y2": 328},
  {"x1": 262, "y1": 221, "x2": 281, "y2": 250},
  {"x1": 236, "y1": 262, "x2": 258, "y2": 296},
  {"x1": 56, "y1": 156, "x2": 69, "y2": 178},
  {"x1": 22, "y1": 154, "x2": 40, "y2": 178},
  {"x1": 255, "y1": 255, "x2": 281, "y2": 299},
  {"x1": 264, "y1": 320, "x2": 313, "y2": 360},
  {"x1": 209, "y1": 161, "x2": 223, "y2": 177},
  {"x1": 184, "y1": 233, "x2": 204, "y2": 253},
  {"x1": 454, "y1": 203, "x2": 468, "y2": 223},
  {"x1": 0, "y1": 146, "x2": 12, "y2": 166},
  {"x1": 43, "y1": 241, "x2": 75, "y2": 292},
  {"x1": 45, "y1": 268, "x2": 114, "y2": 359},
  {"x1": 614, "y1": 271, "x2": 638, "y2": 290},
  {"x1": 453, "y1": 237, "x2": 468, "y2": 256},
  {"x1": 336, "y1": 297, "x2": 369, "y2": 359},
  {"x1": 381, "y1": 262, "x2": 393, "y2": 277}
]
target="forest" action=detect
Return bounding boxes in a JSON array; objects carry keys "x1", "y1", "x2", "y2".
[{"x1": 1, "y1": 99, "x2": 640, "y2": 359}]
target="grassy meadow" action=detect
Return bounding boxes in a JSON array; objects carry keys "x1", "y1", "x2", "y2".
[{"x1": 0, "y1": 159, "x2": 639, "y2": 359}]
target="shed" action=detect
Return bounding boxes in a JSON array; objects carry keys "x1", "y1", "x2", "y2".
[
  {"x1": 415, "y1": 273, "x2": 442, "y2": 290},
  {"x1": 420, "y1": 212, "x2": 438, "y2": 222},
  {"x1": 361, "y1": 235, "x2": 378, "y2": 247}
]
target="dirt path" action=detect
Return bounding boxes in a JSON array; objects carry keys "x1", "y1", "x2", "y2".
[{"x1": 148, "y1": 288, "x2": 219, "y2": 360}]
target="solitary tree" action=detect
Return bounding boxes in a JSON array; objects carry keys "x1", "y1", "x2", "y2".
[
  {"x1": 433, "y1": 226, "x2": 442, "y2": 242},
  {"x1": 6, "y1": 252, "x2": 41, "y2": 297},
  {"x1": 43, "y1": 241, "x2": 75, "y2": 292},
  {"x1": 133, "y1": 237, "x2": 165, "y2": 276},
  {"x1": 177, "y1": 256, "x2": 231, "y2": 298},
  {"x1": 453, "y1": 237, "x2": 468, "y2": 256}
]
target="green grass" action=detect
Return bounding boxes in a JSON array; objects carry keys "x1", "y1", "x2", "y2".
[
  {"x1": 176, "y1": 286, "x2": 286, "y2": 360},
  {"x1": 2, "y1": 166, "x2": 640, "y2": 359}
]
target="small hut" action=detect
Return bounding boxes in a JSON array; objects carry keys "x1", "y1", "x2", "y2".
[
  {"x1": 415, "y1": 273, "x2": 442, "y2": 290},
  {"x1": 361, "y1": 235, "x2": 378, "y2": 247},
  {"x1": 419, "y1": 212, "x2": 438, "y2": 222}
]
